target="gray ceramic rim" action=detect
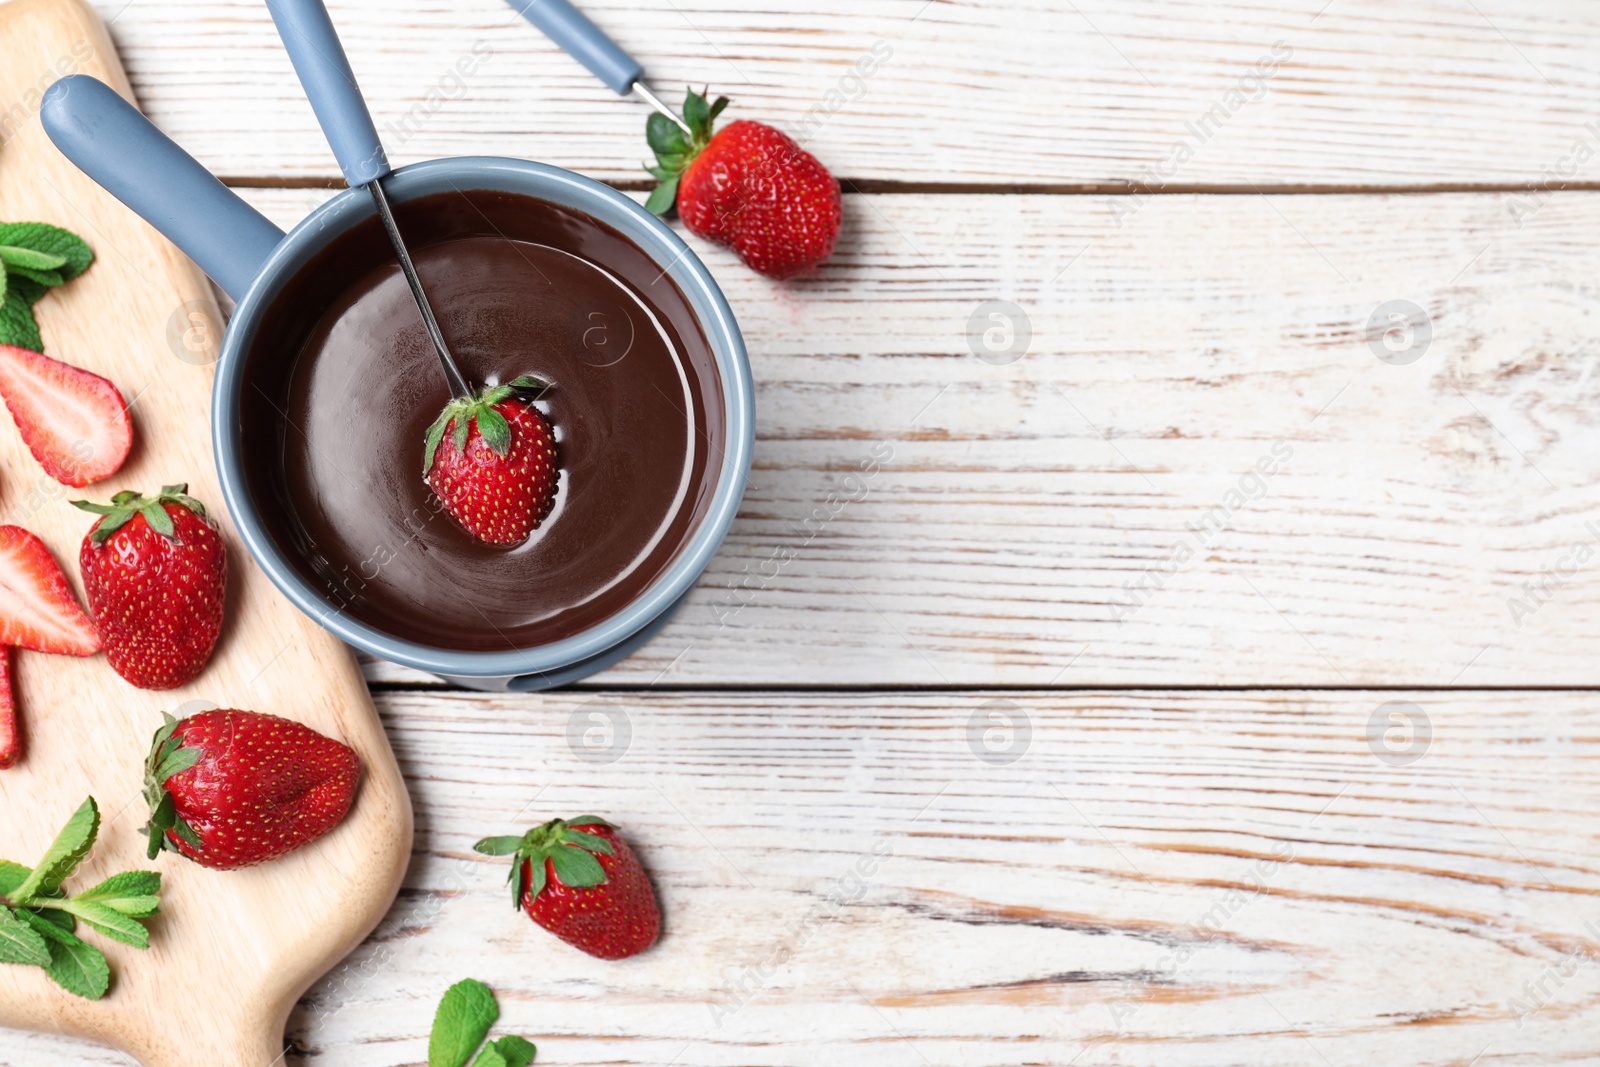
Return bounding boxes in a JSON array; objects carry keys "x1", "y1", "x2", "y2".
[{"x1": 212, "y1": 156, "x2": 752, "y2": 682}]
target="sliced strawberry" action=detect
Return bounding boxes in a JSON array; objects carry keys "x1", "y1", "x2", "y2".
[
  {"x1": 0, "y1": 647, "x2": 17, "y2": 769},
  {"x1": 0, "y1": 344, "x2": 132, "y2": 487},
  {"x1": 0, "y1": 525, "x2": 99, "y2": 655}
]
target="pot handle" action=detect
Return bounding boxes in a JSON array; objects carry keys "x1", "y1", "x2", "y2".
[
  {"x1": 506, "y1": 0, "x2": 644, "y2": 96},
  {"x1": 40, "y1": 75, "x2": 286, "y2": 303},
  {"x1": 264, "y1": 0, "x2": 390, "y2": 188}
]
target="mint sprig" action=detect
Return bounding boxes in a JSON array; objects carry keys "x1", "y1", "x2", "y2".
[
  {"x1": 0, "y1": 797, "x2": 163, "y2": 1000},
  {"x1": 0, "y1": 222, "x2": 93, "y2": 353},
  {"x1": 428, "y1": 978, "x2": 536, "y2": 1067}
]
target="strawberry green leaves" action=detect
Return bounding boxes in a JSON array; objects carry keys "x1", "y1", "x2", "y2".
[
  {"x1": 0, "y1": 223, "x2": 93, "y2": 353},
  {"x1": 428, "y1": 978, "x2": 536, "y2": 1067},
  {"x1": 73, "y1": 484, "x2": 208, "y2": 547},
  {"x1": 140, "y1": 712, "x2": 204, "y2": 858},
  {"x1": 0, "y1": 796, "x2": 163, "y2": 999},
  {"x1": 474, "y1": 816, "x2": 615, "y2": 909},
  {"x1": 422, "y1": 376, "x2": 551, "y2": 475},
  {"x1": 644, "y1": 88, "x2": 730, "y2": 216}
]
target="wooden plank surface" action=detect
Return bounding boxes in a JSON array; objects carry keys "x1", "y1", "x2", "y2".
[
  {"x1": 8, "y1": 0, "x2": 1600, "y2": 1063},
  {"x1": 0, "y1": 3, "x2": 411, "y2": 1064},
  {"x1": 87, "y1": 0, "x2": 1600, "y2": 187},
  {"x1": 230, "y1": 187, "x2": 1600, "y2": 688},
  {"x1": 14, "y1": 689, "x2": 1600, "y2": 1066}
]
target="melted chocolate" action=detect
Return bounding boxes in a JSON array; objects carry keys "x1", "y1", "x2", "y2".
[{"x1": 239, "y1": 190, "x2": 724, "y2": 652}]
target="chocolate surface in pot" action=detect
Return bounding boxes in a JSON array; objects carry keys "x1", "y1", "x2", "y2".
[{"x1": 239, "y1": 190, "x2": 723, "y2": 652}]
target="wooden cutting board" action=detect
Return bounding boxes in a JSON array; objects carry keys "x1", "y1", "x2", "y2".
[{"x1": 0, "y1": 0, "x2": 413, "y2": 1063}]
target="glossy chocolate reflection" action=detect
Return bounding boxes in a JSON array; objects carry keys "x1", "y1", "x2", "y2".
[{"x1": 239, "y1": 190, "x2": 723, "y2": 652}]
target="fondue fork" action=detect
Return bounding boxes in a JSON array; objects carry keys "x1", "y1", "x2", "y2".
[
  {"x1": 264, "y1": 0, "x2": 473, "y2": 399},
  {"x1": 505, "y1": 0, "x2": 693, "y2": 137}
]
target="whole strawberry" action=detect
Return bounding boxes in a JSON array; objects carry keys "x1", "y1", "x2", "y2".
[
  {"x1": 73, "y1": 484, "x2": 226, "y2": 690},
  {"x1": 141, "y1": 708, "x2": 362, "y2": 870},
  {"x1": 424, "y1": 375, "x2": 558, "y2": 546},
  {"x1": 475, "y1": 816, "x2": 659, "y2": 960},
  {"x1": 645, "y1": 89, "x2": 842, "y2": 279}
]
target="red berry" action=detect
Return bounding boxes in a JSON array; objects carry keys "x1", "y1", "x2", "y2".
[
  {"x1": 423, "y1": 375, "x2": 558, "y2": 546},
  {"x1": 476, "y1": 816, "x2": 660, "y2": 960},
  {"x1": 646, "y1": 91, "x2": 841, "y2": 279},
  {"x1": 0, "y1": 344, "x2": 131, "y2": 487},
  {"x1": 141, "y1": 708, "x2": 361, "y2": 870},
  {"x1": 0, "y1": 523, "x2": 98, "y2": 656},
  {"x1": 0, "y1": 647, "x2": 18, "y2": 770},
  {"x1": 75, "y1": 485, "x2": 226, "y2": 690}
]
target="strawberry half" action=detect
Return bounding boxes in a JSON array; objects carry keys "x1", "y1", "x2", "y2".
[
  {"x1": 0, "y1": 647, "x2": 18, "y2": 769},
  {"x1": 0, "y1": 524, "x2": 98, "y2": 656},
  {"x1": 0, "y1": 344, "x2": 132, "y2": 487},
  {"x1": 74, "y1": 485, "x2": 227, "y2": 690},
  {"x1": 423, "y1": 375, "x2": 558, "y2": 546},
  {"x1": 141, "y1": 708, "x2": 362, "y2": 870},
  {"x1": 645, "y1": 89, "x2": 842, "y2": 279},
  {"x1": 475, "y1": 816, "x2": 660, "y2": 960}
]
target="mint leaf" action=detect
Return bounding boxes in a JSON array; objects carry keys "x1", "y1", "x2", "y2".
[
  {"x1": 76, "y1": 871, "x2": 162, "y2": 917},
  {"x1": 0, "y1": 224, "x2": 92, "y2": 280},
  {"x1": 490, "y1": 1036, "x2": 536, "y2": 1067},
  {"x1": 469, "y1": 1047, "x2": 508, "y2": 1067},
  {"x1": 0, "y1": 860, "x2": 30, "y2": 897},
  {"x1": 0, "y1": 907, "x2": 51, "y2": 966},
  {"x1": 0, "y1": 246, "x2": 67, "y2": 271},
  {"x1": 32, "y1": 907, "x2": 74, "y2": 933},
  {"x1": 6, "y1": 264, "x2": 63, "y2": 289},
  {"x1": 429, "y1": 978, "x2": 499, "y2": 1067},
  {"x1": 14, "y1": 798, "x2": 99, "y2": 901},
  {"x1": 0, "y1": 286, "x2": 41, "y2": 352},
  {"x1": 76, "y1": 870, "x2": 161, "y2": 905},
  {"x1": 49, "y1": 900, "x2": 148, "y2": 948},
  {"x1": 21, "y1": 911, "x2": 109, "y2": 1000}
]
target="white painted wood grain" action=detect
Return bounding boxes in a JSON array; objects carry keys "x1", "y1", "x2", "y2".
[
  {"x1": 71, "y1": 0, "x2": 1600, "y2": 187},
  {"x1": 10, "y1": 689, "x2": 1600, "y2": 1066},
  {"x1": 231, "y1": 186, "x2": 1600, "y2": 688}
]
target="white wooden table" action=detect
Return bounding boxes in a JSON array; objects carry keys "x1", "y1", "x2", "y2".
[{"x1": 9, "y1": 1, "x2": 1600, "y2": 1063}]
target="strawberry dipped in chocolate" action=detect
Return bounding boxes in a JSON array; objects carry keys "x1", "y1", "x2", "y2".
[{"x1": 423, "y1": 374, "x2": 558, "y2": 546}]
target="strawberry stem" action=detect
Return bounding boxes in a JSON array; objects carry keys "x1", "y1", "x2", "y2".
[
  {"x1": 71, "y1": 484, "x2": 207, "y2": 547},
  {"x1": 421, "y1": 375, "x2": 550, "y2": 476}
]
